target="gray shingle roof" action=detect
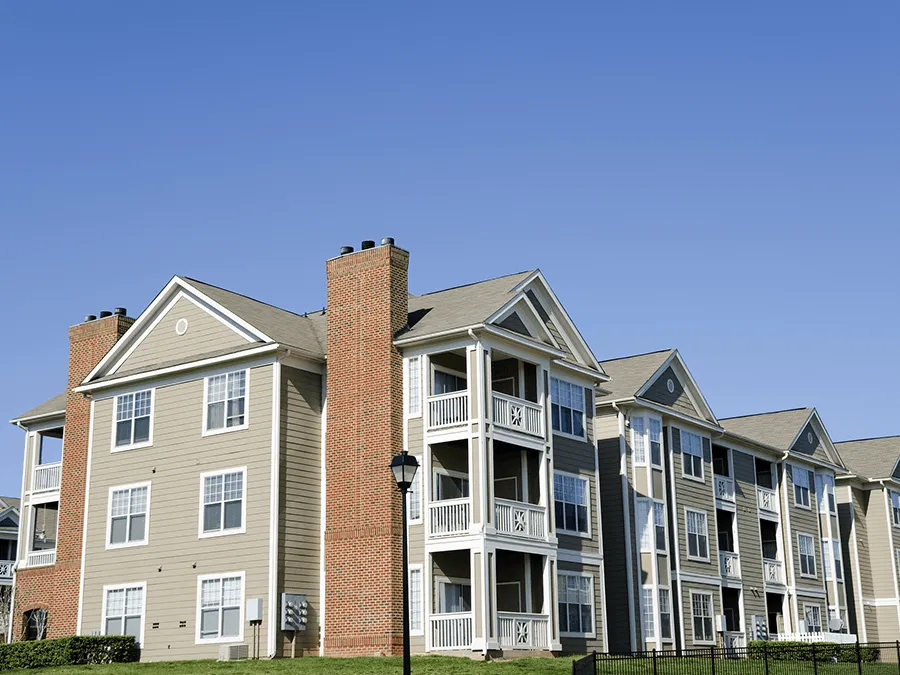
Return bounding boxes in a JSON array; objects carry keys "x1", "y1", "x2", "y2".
[
  {"x1": 12, "y1": 391, "x2": 67, "y2": 423},
  {"x1": 835, "y1": 436, "x2": 900, "y2": 481},
  {"x1": 401, "y1": 271, "x2": 535, "y2": 340},
  {"x1": 183, "y1": 278, "x2": 328, "y2": 358},
  {"x1": 91, "y1": 344, "x2": 269, "y2": 384},
  {"x1": 0, "y1": 496, "x2": 20, "y2": 511},
  {"x1": 719, "y1": 408, "x2": 814, "y2": 450},
  {"x1": 596, "y1": 350, "x2": 675, "y2": 402}
]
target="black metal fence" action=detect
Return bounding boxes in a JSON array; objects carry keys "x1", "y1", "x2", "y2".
[{"x1": 573, "y1": 642, "x2": 900, "y2": 675}]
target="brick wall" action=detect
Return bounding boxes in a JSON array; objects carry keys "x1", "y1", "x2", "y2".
[
  {"x1": 324, "y1": 244, "x2": 409, "y2": 655},
  {"x1": 12, "y1": 314, "x2": 133, "y2": 640}
]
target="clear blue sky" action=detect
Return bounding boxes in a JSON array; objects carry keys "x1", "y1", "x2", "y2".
[{"x1": 1, "y1": 1, "x2": 898, "y2": 498}]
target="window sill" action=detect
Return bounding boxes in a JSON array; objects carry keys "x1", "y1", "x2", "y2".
[
  {"x1": 693, "y1": 639, "x2": 716, "y2": 646},
  {"x1": 681, "y1": 474, "x2": 706, "y2": 484},
  {"x1": 800, "y1": 573, "x2": 818, "y2": 580},
  {"x1": 105, "y1": 540, "x2": 148, "y2": 551},
  {"x1": 202, "y1": 424, "x2": 249, "y2": 438},
  {"x1": 195, "y1": 635, "x2": 245, "y2": 646},
  {"x1": 794, "y1": 503, "x2": 812, "y2": 511},
  {"x1": 562, "y1": 631, "x2": 597, "y2": 639},
  {"x1": 198, "y1": 527, "x2": 246, "y2": 540},
  {"x1": 111, "y1": 441, "x2": 153, "y2": 453},
  {"x1": 553, "y1": 430, "x2": 588, "y2": 443},
  {"x1": 687, "y1": 556, "x2": 711, "y2": 563},
  {"x1": 557, "y1": 529, "x2": 592, "y2": 540}
]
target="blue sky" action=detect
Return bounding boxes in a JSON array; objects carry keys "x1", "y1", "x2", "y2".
[{"x1": 1, "y1": 1, "x2": 898, "y2": 497}]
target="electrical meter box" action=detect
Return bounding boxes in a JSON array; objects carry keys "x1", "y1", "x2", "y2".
[
  {"x1": 281, "y1": 593, "x2": 309, "y2": 631},
  {"x1": 246, "y1": 598, "x2": 263, "y2": 623}
]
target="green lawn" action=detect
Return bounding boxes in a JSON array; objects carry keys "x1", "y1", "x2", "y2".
[{"x1": 2, "y1": 655, "x2": 576, "y2": 675}]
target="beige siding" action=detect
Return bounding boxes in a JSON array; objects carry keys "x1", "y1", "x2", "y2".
[
  {"x1": 119, "y1": 296, "x2": 251, "y2": 373},
  {"x1": 732, "y1": 450, "x2": 766, "y2": 622},
  {"x1": 865, "y1": 488, "x2": 898, "y2": 600},
  {"x1": 681, "y1": 582, "x2": 721, "y2": 646},
  {"x1": 558, "y1": 561, "x2": 604, "y2": 653},
  {"x1": 670, "y1": 426, "x2": 719, "y2": 578},
  {"x1": 785, "y1": 464, "x2": 825, "y2": 591},
  {"x1": 276, "y1": 366, "x2": 322, "y2": 657},
  {"x1": 81, "y1": 363, "x2": 274, "y2": 661}
]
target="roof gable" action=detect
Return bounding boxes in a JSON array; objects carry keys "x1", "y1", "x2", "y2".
[
  {"x1": 721, "y1": 407, "x2": 843, "y2": 467},
  {"x1": 836, "y1": 436, "x2": 900, "y2": 481},
  {"x1": 787, "y1": 410, "x2": 843, "y2": 468}
]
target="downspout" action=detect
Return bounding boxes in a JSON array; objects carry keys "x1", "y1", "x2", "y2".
[
  {"x1": 268, "y1": 348, "x2": 290, "y2": 657},
  {"x1": 613, "y1": 401, "x2": 638, "y2": 649},
  {"x1": 780, "y1": 451, "x2": 798, "y2": 633},
  {"x1": 469, "y1": 328, "x2": 490, "y2": 657}
]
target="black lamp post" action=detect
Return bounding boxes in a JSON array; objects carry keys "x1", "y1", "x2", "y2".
[{"x1": 390, "y1": 450, "x2": 419, "y2": 675}]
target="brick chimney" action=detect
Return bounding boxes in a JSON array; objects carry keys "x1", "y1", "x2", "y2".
[
  {"x1": 324, "y1": 239, "x2": 409, "y2": 656},
  {"x1": 13, "y1": 310, "x2": 133, "y2": 640}
]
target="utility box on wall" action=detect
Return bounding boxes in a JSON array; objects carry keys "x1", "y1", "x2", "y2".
[
  {"x1": 281, "y1": 593, "x2": 308, "y2": 631},
  {"x1": 246, "y1": 598, "x2": 263, "y2": 623}
]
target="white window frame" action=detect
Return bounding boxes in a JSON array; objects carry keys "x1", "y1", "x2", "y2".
[
  {"x1": 649, "y1": 418, "x2": 663, "y2": 468},
  {"x1": 803, "y1": 603, "x2": 822, "y2": 633},
  {"x1": 406, "y1": 357, "x2": 422, "y2": 418},
  {"x1": 435, "y1": 576, "x2": 472, "y2": 614},
  {"x1": 101, "y1": 581, "x2": 147, "y2": 646},
  {"x1": 822, "y1": 538, "x2": 833, "y2": 581},
  {"x1": 558, "y1": 571, "x2": 596, "y2": 638},
  {"x1": 550, "y1": 376, "x2": 587, "y2": 440},
  {"x1": 631, "y1": 416, "x2": 647, "y2": 466},
  {"x1": 658, "y1": 586, "x2": 673, "y2": 642},
  {"x1": 431, "y1": 364, "x2": 467, "y2": 396},
  {"x1": 111, "y1": 389, "x2": 154, "y2": 452},
  {"x1": 681, "y1": 429, "x2": 704, "y2": 481},
  {"x1": 105, "y1": 482, "x2": 151, "y2": 550},
  {"x1": 407, "y1": 459, "x2": 422, "y2": 524},
  {"x1": 891, "y1": 491, "x2": 900, "y2": 528},
  {"x1": 690, "y1": 590, "x2": 716, "y2": 644},
  {"x1": 195, "y1": 571, "x2": 245, "y2": 644},
  {"x1": 409, "y1": 564, "x2": 424, "y2": 636},
  {"x1": 820, "y1": 474, "x2": 836, "y2": 515},
  {"x1": 798, "y1": 533, "x2": 817, "y2": 578},
  {"x1": 832, "y1": 539, "x2": 843, "y2": 582},
  {"x1": 793, "y1": 465, "x2": 811, "y2": 509},
  {"x1": 685, "y1": 508, "x2": 710, "y2": 562},
  {"x1": 202, "y1": 369, "x2": 250, "y2": 437},
  {"x1": 641, "y1": 585, "x2": 656, "y2": 641},
  {"x1": 554, "y1": 470, "x2": 591, "y2": 538},
  {"x1": 432, "y1": 467, "x2": 470, "y2": 501},
  {"x1": 654, "y1": 500, "x2": 667, "y2": 553},
  {"x1": 636, "y1": 498, "x2": 652, "y2": 552},
  {"x1": 198, "y1": 467, "x2": 248, "y2": 539}
]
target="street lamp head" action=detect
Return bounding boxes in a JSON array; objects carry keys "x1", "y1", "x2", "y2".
[{"x1": 390, "y1": 451, "x2": 419, "y2": 492}]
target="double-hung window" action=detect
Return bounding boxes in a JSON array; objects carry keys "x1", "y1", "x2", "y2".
[
  {"x1": 201, "y1": 468, "x2": 246, "y2": 536},
  {"x1": 659, "y1": 588, "x2": 672, "y2": 640},
  {"x1": 681, "y1": 430, "x2": 703, "y2": 480},
  {"x1": 103, "y1": 584, "x2": 145, "y2": 645},
  {"x1": 406, "y1": 357, "x2": 421, "y2": 416},
  {"x1": 551, "y1": 378, "x2": 584, "y2": 437},
  {"x1": 409, "y1": 565, "x2": 423, "y2": 635},
  {"x1": 205, "y1": 370, "x2": 247, "y2": 433},
  {"x1": 686, "y1": 509, "x2": 709, "y2": 560},
  {"x1": 691, "y1": 592, "x2": 715, "y2": 644},
  {"x1": 636, "y1": 499, "x2": 652, "y2": 552},
  {"x1": 799, "y1": 533, "x2": 816, "y2": 577},
  {"x1": 793, "y1": 466, "x2": 811, "y2": 508},
  {"x1": 832, "y1": 540, "x2": 843, "y2": 582},
  {"x1": 108, "y1": 484, "x2": 149, "y2": 547},
  {"x1": 407, "y1": 465, "x2": 422, "y2": 523},
  {"x1": 198, "y1": 573, "x2": 243, "y2": 641},
  {"x1": 649, "y1": 419, "x2": 662, "y2": 467},
  {"x1": 558, "y1": 573, "x2": 593, "y2": 636},
  {"x1": 822, "y1": 539, "x2": 833, "y2": 581},
  {"x1": 654, "y1": 501, "x2": 667, "y2": 552},
  {"x1": 632, "y1": 417, "x2": 646, "y2": 465},
  {"x1": 822, "y1": 475, "x2": 836, "y2": 514},
  {"x1": 115, "y1": 390, "x2": 152, "y2": 448},
  {"x1": 891, "y1": 491, "x2": 900, "y2": 527},
  {"x1": 641, "y1": 586, "x2": 655, "y2": 640},
  {"x1": 804, "y1": 604, "x2": 822, "y2": 633},
  {"x1": 554, "y1": 472, "x2": 589, "y2": 535}
]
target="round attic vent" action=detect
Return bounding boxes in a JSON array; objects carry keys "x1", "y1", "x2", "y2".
[
  {"x1": 807, "y1": 431, "x2": 814, "y2": 444},
  {"x1": 667, "y1": 378, "x2": 675, "y2": 394},
  {"x1": 175, "y1": 318, "x2": 189, "y2": 336}
]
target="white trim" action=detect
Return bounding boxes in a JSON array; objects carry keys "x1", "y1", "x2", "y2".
[
  {"x1": 76, "y1": 399, "x2": 95, "y2": 635},
  {"x1": 634, "y1": 350, "x2": 718, "y2": 424},
  {"x1": 202, "y1": 368, "x2": 250, "y2": 437},
  {"x1": 680, "y1": 428, "x2": 705, "y2": 482},
  {"x1": 195, "y1": 571, "x2": 246, "y2": 644},
  {"x1": 666, "y1": 424, "x2": 686, "y2": 648},
  {"x1": 549, "y1": 376, "x2": 587, "y2": 441},
  {"x1": 101, "y1": 581, "x2": 147, "y2": 647},
  {"x1": 110, "y1": 389, "x2": 155, "y2": 453},
  {"x1": 480, "y1": 324, "x2": 566, "y2": 359},
  {"x1": 404, "y1": 356, "x2": 423, "y2": 419},
  {"x1": 105, "y1": 482, "x2": 152, "y2": 550},
  {"x1": 198, "y1": 466, "x2": 248, "y2": 539},
  {"x1": 267, "y1": 359, "x2": 281, "y2": 657},
  {"x1": 797, "y1": 532, "x2": 818, "y2": 579},
  {"x1": 553, "y1": 469, "x2": 592, "y2": 538},
  {"x1": 409, "y1": 563, "x2": 424, "y2": 636},
  {"x1": 617, "y1": 409, "x2": 637, "y2": 650},
  {"x1": 684, "y1": 507, "x2": 711, "y2": 562},
  {"x1": 486, "y1": 293, "x2": 559, "y2": 349},
  {"x1": 689, "y1": 589, "x2": 716, "y2": 645},
  {"x1": 792, "y1": 464, "x2": 812, "y2": 509},
  {"x1": 592, "y1": 420, "x2": 610, "y2": 652},
  {"x1": 558, "y1": 570, "x2": 597, "y2": 639},
  {"x1": 802, "y1": 602, "x2": 823, "y2": 633},
  {"x1": 407, "y1": 456, "x2": 423, "y2": 525},
  {"x1": 318, "y1": 376, "x2": 327, "y2": 657}
]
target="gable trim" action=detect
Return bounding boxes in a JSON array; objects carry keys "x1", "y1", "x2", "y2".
[
  {"x1": 635, "y1": 350, "x2": 718, "y2": 424},
  {"x1": 787, "y1": 409, "x2": 844, "y2": 469},
  {"x1": 487, "y1": 293, "x2": 559, "y2": 348}
]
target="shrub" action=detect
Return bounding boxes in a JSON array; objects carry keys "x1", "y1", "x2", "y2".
[
  {"x1": 0, "y1": 635, "x2": 139, "y2": 670},
  {"x1": 748, "y1": 641, "x2": 880, "y2": 663}
]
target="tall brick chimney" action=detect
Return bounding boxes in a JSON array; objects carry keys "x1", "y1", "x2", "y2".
[
  {"x1": 13, "y1": 311, "x2": 133, "y2": 639},
  {"x1": 324, "y1": 239, "x2": 409, "y2": 656}
]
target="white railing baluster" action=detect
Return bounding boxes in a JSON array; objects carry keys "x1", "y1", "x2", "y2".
[
  {"x1": 491, "y1": 393, "x2": 543, "y2": 437},
  {"x1": 427, "y1": 391, "x2": 469, "y2": 430},
  {"x1": 428, "y1": 499, "x2": 470, "y2": 537},
  {"x1": 31, "y1": 462, "x2": 62, "y2": 493},
  {"x1": 757, "y1": 486, "x2": 778, "y2": 513},
  {"x1": 494, "y1": 499, "x2": 546, "y2": 539},
  {"x1": 430, "y1": 613, "x2": 473, "y2": 650},
  {"x1": 497, "y1": 613, "x2": 550, "y2": 649},
  {"x1": 715, "y1": 476, "x2": 735, "y2": 502}
]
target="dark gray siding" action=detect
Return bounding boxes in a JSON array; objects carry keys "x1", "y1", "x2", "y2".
[{"x1": 643, "y1": 368, "x2": 699, "y2": 420}]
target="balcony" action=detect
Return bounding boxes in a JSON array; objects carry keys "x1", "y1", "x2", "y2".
[
  {"x1": 27, "y1": 550, "x2": 56, "y2": 568},
  {"x1": 494, "y1": 499, "x2": 546, "y2": 540},
  {"x1": 498, "y1": 612, "x2": 550, "y2": 650},
  {"x1": 758, "y1": 486, "x2": 779, "y2": 514},
  {"x1": 774, "y1": 632, "x2": 857, "y2": 644},
  {"x1": 764, "y1": 559, "x2": 784, "y2": 584},
  {"x1": 492, "y1": 393, "x2": 543, "y2": 437},
  {"x1": 0, "y1": 561, "x2": 13, "y2": 580},
  {"x1": 715, "y1": 476, "x2": 735, "y2": 503},
  {"x1": 430, "y1": 612, "x2": 474, "y2": 650},
  {"x1": 427, "y1": 391, "x2": 469, "y2": 430},
  {"x1": 32, "y1": 462, "x2": 62, "y2": 493},
  {"x1": 720, "y1": 552, "x2": 741, "y2": 580},
  {"x1": 428, "y1": 499, "x2": 471, "y2": 537}
]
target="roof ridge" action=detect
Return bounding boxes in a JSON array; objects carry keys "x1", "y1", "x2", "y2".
[
  {"x1": 181, "y1": 276, "x2": 324, "y2": 321},
  {"x1": 836, "y1": 435, "x2": 900, "y2": 445},
  {"x1": 413, "y1": 270, "x2": 535, "y2": 298},
  {"x1": 720, "y1": 406, "x2": 812, "y2": 421},
  {"x1": 600, "y1": 348, "x2": 674, "y2": 364}
]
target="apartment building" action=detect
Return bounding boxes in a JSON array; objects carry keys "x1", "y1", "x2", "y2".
[
  {"x1": 595, "y1": 349, "x2": 852, "y2": 652},
  {"x1": 8, "y1": 240, "x2": 610, "y2": 660},
  {"x1": 1, "y1": 496, "x2": 19, "y2": 642},
  {"x1": 834, "y1": 436, "x2": 900, "y2": 643}
]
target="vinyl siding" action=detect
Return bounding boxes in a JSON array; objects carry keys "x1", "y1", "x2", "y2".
[
  {"x1": 785, "y1": 464, "x2": 825, "y2": 590},
  {"x1": 558, "y1": 561, "x2": 604, "y2": 653},
  {"x1": 732, "y1": 450, "x2": 766, "y2": 623},
  {"x1": 838, "y1": 485, "x2": 869, "y2": 636},
  {"x1": 670, "y1": 426, "x2": 719, "y2": 578},
  {"x1": 681, "y1": 582, "x2": 721, "y2": 646},
  {"x1": 276, "y1": 366, "x2": 322, "y2": 657},
  {"x1": 81, "y1": 363, "x2": 274, "y2": 662},
  {"x1": 555, "y1": 431, "x2": 599, "y2": 554},
  {"x1": 866, "y1": 489, "x2": 900, "y2": 601},
  {"x1": 119, "y1": 296, "x2": 250, "y2": 373},
  {"x1": 642, "y1": 368, "x2": 699, "y2": 420}
]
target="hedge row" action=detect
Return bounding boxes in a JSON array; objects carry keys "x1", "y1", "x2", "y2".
[
  {"x1": 0, "y1": 635, "x2": 139, "y2": 671},
  {"x1": 748, "y1": 641, "x2": 880, "y2": 663}
]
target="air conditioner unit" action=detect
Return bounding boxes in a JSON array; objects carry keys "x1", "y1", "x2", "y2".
[{"x1": 218, "y1": 644, "x2": 249, "y2": 661}]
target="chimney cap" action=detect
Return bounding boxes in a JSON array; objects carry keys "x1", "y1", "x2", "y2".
[
  {"x1": 113, "y1": 307, "x2": 127, "y2": 316},
  {"x1": 84, "y1": 314, "x2": 97, "y2": 322},
  {"x1": 99, "y1": 310, "x2": 112, "y2": 318},
  {"x1": 340, "y1": 246, "x2": 354, "y2": 255},
  {"x1": 381, "y1": 237, "x2": 394, "y2": 246},
  {"x1": 361, "y1": 240, "x2": 375, "y2": 250}
]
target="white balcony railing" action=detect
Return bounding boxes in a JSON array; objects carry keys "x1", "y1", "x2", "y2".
[
  {"x1": 427, "y1": 391, "x2": 469, "y2": 430},
  {"x1": 720, "y1": 552, "x2": 741, "y2": 580},
  {"x1": 724, "y1": 632, "x2": 746, "y2": 650},
  {"x1": 428, "y1": 499, "x2": 471, "y2": 537},
  {"x1": 32, "y1": 462, "x2": 62, "y2": 493},
  {"x1": 492, "y1": 393, "x2": 543, "y2": 437},
  {"x1": 498, "y1": 612, "x2": 550, "y2": 650},
  {"x1": 763, "y1": 559, "x2": 784, "y2": 584},
  {"x1": 0, "y1": 561, "x2": 13, "y2": 579},
  {"x1": 494, "y1": 499, "x2": 546, "y2": 539},
  {"x1": 27, "y1": 550, "x2": 56, "y2": 568},
  {"x1": 758, "y1": 486, "x2": 778, "y2": 513},
  {"x1": 715, "y1": 476, "x2": 735, "y2": 502},
  {"x1": 430, "y1": 612, "x2": 473, "y2": 650},
  {"x1": 774, "y1": 632, "x2": 857, "y2": 644}
]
